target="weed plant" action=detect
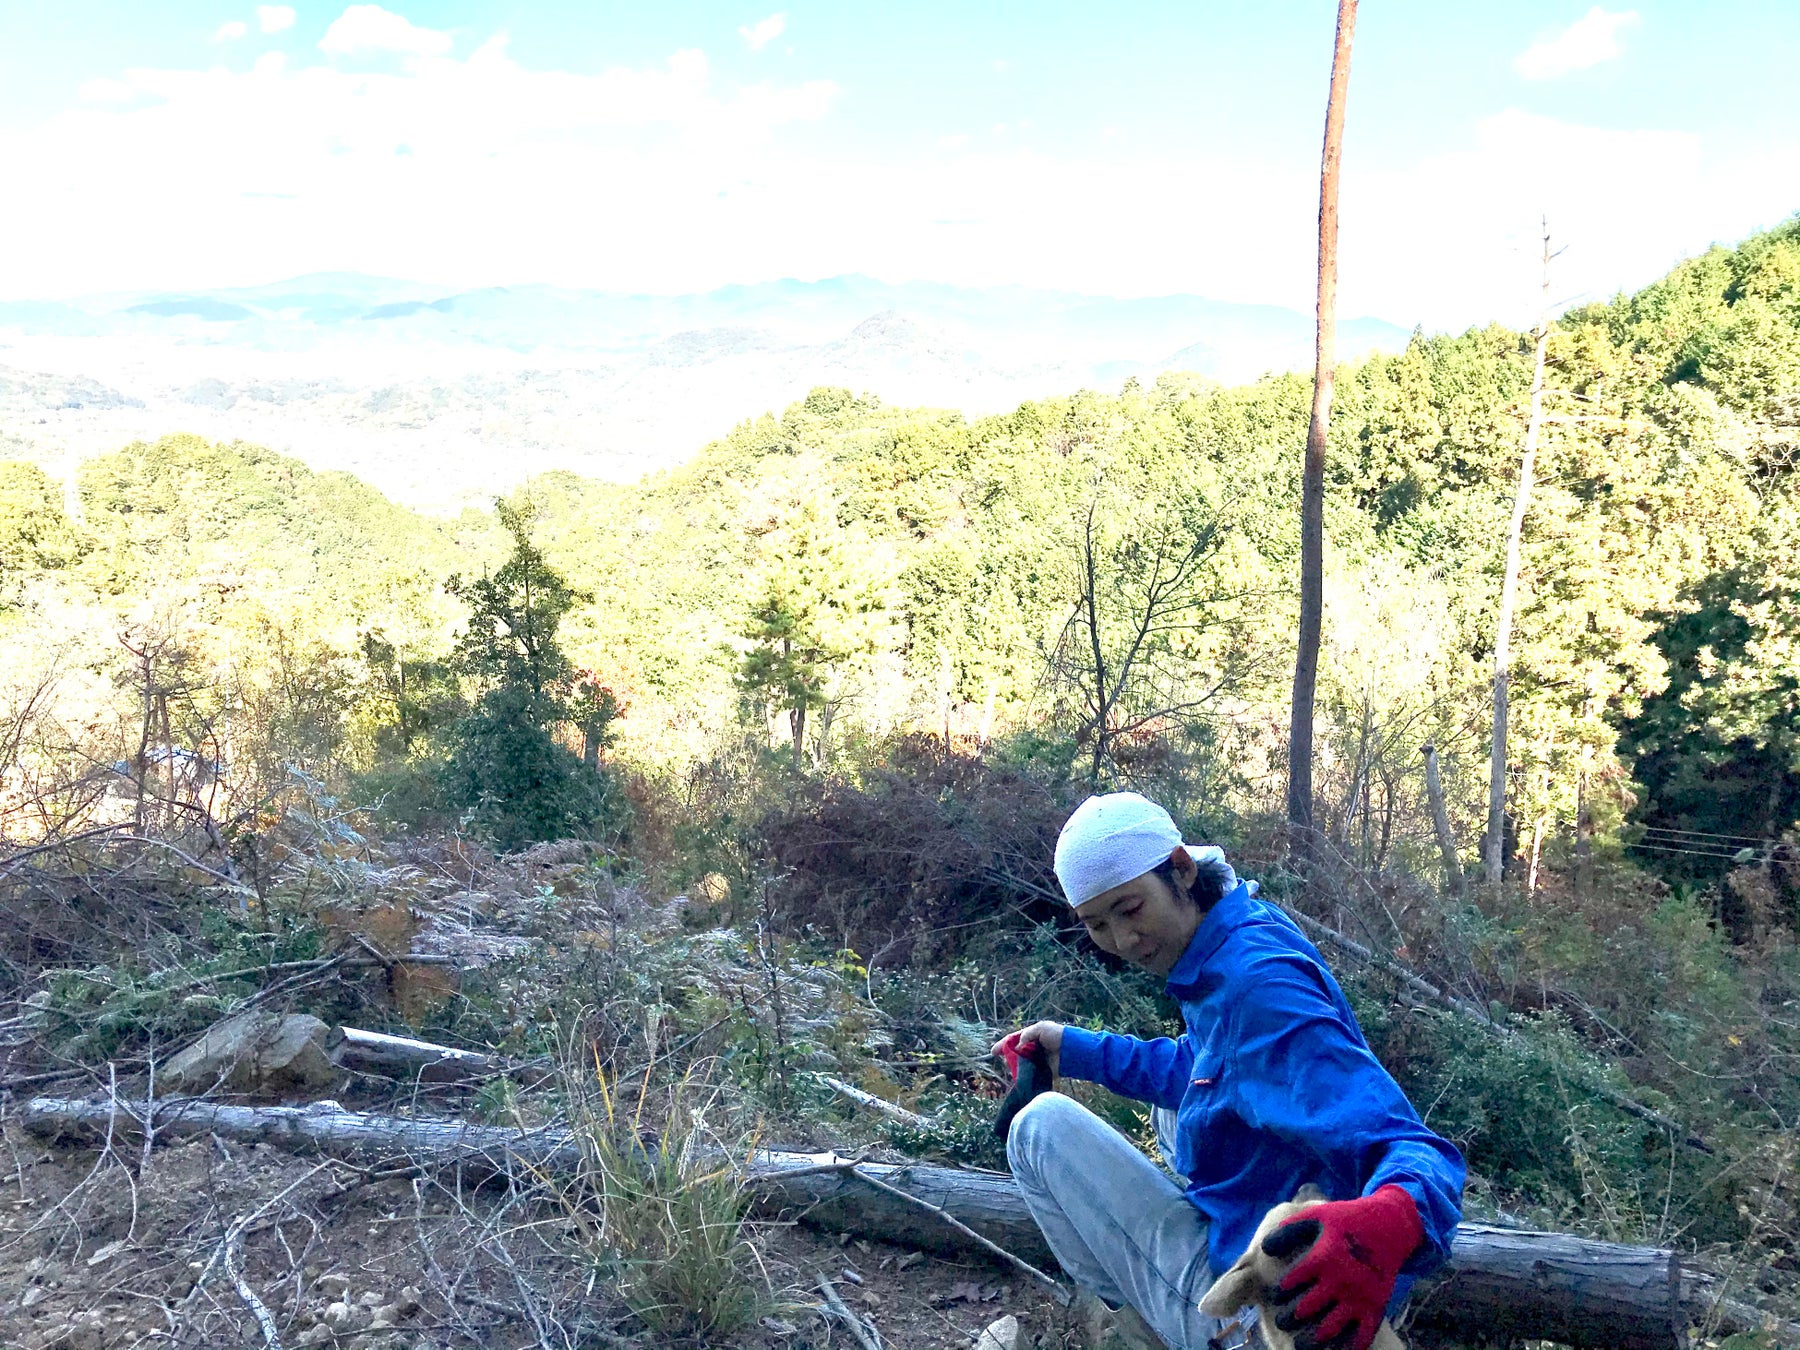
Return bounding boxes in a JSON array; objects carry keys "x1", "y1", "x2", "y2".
[{"x1": 558, "y1": 1045, "x2": 766, "y2": 1341}]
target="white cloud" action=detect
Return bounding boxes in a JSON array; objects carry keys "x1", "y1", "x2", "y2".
[
  {"x1": 1514, "y1": 7, "x2": 1639, "y2": 80},
  {"x1": 213, "y1": 20, "x2": 249, "y2": 42},
  {"x1": 319, "y1": 5, "x2": 453, "y2": 58},
  {"x1": 739, "y1": 13, "x2": 785, "y2": 51},
  {"x1": 78, "y1": 77, "x2": 137, "y2": 104},
  {"x1": 0, "y1": 34, "x2": 843, "y2": 296},
  {"x1": 259, "y1": 5, "x2": 298, "y2": 33},
  {"x1": 2, "y1": 26, "x2": 1792, "y2": 334}
]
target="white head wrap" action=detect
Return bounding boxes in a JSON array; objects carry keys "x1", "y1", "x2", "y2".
[{"x1": 1053, "y1": 792, "x2": 1242, "y2": 909}]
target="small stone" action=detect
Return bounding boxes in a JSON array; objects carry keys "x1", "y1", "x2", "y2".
[
  {"x1": 394, "y1": 1286, "x2": 422, "y2": 1315},
  {"x1": 358, "y1": 1290, "x2": 385, "y2": 1307},
  {"x1": 317, "y1": 1273, "x2": 353, "y2": 1299},
  {"x1": 20, "y1": 1286, "x2": 46, "y2": 1309},
  {"x1": 295, "y1": 1326, "x2": 333, "y2": 1349},
  {"x1": 323, "y1": 1300, "x2": 359, "y2": 1331},
  {"x1": 973, "y1": 1313, "x2": 1020, "y2": 1350},
  {"x1": 369, "y1": 1309, "x2": 397, "y2": 1330}
]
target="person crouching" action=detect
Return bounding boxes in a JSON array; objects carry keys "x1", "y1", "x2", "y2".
[{"x1": 993, "y1": 793, "x2": 1465, "y2": 1350}]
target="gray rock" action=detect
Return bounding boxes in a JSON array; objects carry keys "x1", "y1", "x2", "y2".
[{"x1": 162, "y1": 1012, "x2": 337, "y2": 1096}]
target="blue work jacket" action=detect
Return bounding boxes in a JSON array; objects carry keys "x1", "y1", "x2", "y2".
[{"x1": 1058, "y1": 882, "x2": 1466, "y2": 1293}]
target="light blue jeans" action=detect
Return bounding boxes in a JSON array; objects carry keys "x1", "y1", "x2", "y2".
[{"x1": 1008, "y1": 1091, "x2": 1242, "y2": 1350}]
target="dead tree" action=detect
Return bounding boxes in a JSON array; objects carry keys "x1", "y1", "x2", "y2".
[
  {"x1": 1485, "y1": 220, "x2": 1559, "y2": 885},
  {"x1": 1287, "y1": 0, "x2": 1358, "y2": 858},
  {"x1": 1048, "y1": 495, "x2": 1246, "y2": 783}
]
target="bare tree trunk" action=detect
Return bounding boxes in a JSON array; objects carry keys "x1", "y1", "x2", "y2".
[
  {"x1": 131, "y1": 644, "x2": 155, "y2": 837},
  {"x1": 1576, "y1": 680, "x2": 1596, "y2": 896},
  {"x1": 1576, "y1": 746, "x2": 1593, "y2": 897},
  {"x1": 1528, "y1": 811, "x2": 1548, "y2": 895},
  {"x1": 789, "y1": 702, "x2": 807, "y2": 769},
  {"x1": 1487, "y1": 220, "x2": 1555, "y2": 885},
  {"x1": 1287, "y1": 0, "x2": 1358, "y2": 859},
  {"x1": 1081, "y1": 504, "x2": 1110, "y2": 783},
  {"x1": 1422, "y1": 744, "x2": 1466, "y2": 898}
]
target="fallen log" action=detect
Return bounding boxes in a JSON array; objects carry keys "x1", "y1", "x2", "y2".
[
  {"x1": 23, "y1": 1096, "x2": 1789, "y2": 1350},
  {"x1": 325, "y1": 1027, "x2": 546, "y2": 1084}
]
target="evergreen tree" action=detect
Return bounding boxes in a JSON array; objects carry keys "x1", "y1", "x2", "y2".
[
  {"x1": 441, "y1": 502, "x2": 620, "y2": 848},
  {"x1": 736, "y1": 496, "x2": 892, "y2": 767}
]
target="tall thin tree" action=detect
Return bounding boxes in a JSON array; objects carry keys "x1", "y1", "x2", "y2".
[
  {"x1": 1287, "y1": 0, "x2": 1358, "y2": 857},
  {"x1": 1486, "y1": 220, "x2": 1559, "y2": 885}
]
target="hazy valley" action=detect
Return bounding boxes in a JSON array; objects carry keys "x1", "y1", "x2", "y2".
[{"x1": 0, "y1": 273, "x2": 1408, "y2": 507}]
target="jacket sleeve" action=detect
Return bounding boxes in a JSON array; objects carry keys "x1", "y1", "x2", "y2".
[
  {"x1": 1227, "y1": 952, "x2": 1466, "y2": 1277},
  {"x1": 1057, "y1": 1026, "x2": 1195, "y2": 1110}
]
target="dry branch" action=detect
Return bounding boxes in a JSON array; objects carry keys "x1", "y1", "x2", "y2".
[
  {"x1": 23, "y1": 1094, "x2": 1790, "y2": 1349},
  {"x1": 839, "y1": 1160, "x2": 1067, "y2": 1304},
  {"x1": 817, "y1": 1275, "x2": 883, "y2": 1350},
  {"x1": 816, "y1": 1074, "x2": 937, "y2": 1130},
  {"x1": 224, "y1": 1215, "x2": 283, "y2": 1350}
]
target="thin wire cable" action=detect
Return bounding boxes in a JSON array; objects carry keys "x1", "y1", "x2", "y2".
[
  {"x1": 1622, "y1": 840, "x2": 1749, "y2": 861},
  {"x1": 1636, "y1": 824, "x2": 1778, "y2": 844}
]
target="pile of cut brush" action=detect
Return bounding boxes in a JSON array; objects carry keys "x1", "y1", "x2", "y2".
[{"x1": 0, "y1": 823, "x2": 1086, "y2": 1350}]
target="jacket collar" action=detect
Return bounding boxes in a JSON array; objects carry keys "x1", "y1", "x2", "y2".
[{"x1": 1165, "y1": 880, "x2": 1254, "y2": 994}]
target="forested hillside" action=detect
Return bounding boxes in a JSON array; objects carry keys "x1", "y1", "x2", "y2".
[
  {"x1": 2, "y1": 219, "x2": 1797, "y2": 1348},
  {"x1": 518, "y1": 215, "x2": 1798, "y2": 899}
]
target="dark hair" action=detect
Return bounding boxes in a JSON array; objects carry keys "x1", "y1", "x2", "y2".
[{"x1": 1150, "y1": 853, "x2": 1233, "y2": 912}]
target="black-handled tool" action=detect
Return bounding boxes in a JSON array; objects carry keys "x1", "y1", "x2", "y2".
[{"x1": 992, "y1": 1040, "x2": 1052, "y2": 1142}]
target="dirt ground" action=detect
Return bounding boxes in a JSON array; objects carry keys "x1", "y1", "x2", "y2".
[{"x1": 0, "y1": 1113, "x2": 1081, "y2": 1350}]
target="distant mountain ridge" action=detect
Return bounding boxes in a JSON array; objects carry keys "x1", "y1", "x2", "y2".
[{"x1": 0, "y1": 273, "x2": 1412, "y2": 509}]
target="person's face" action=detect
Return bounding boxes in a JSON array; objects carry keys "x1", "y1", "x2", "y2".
[{"x1": 1073, "y1": 848, "x2": 1202, "y2": 977}]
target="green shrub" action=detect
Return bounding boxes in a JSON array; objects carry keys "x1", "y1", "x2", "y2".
[{"x1": 441, "y1": 684, "x2": 626, "y2": 850}]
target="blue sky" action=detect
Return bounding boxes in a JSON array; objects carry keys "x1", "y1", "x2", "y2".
[{"x1": 1, "y1": 2, "x2": 1796, "y2": 329}]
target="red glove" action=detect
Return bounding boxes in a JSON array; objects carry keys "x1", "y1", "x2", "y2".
[
  {"x1": 994, "y1": 1031, "x2": 1025, "y2": 1078},
  {"x1": 1263, "y1": 1184, "x2": 1423, "y2": 1350}
]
